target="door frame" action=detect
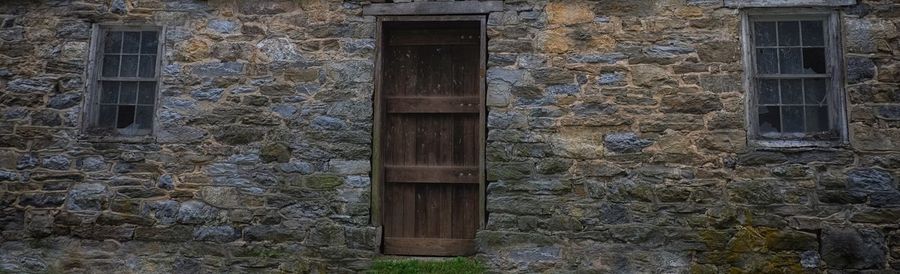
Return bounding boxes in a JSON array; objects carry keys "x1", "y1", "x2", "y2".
[{"x1": 371, "y1": 15, "x2": 487, "y2": 234}]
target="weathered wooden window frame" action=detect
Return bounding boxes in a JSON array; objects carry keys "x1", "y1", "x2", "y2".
[
  {"x1": 741, "y1": 9, "x2": 848, "y2": 148},
  {"x1": 371, "y1": 15, "x2": 488, "y2": 232},
  {"x1": 81, "y1": 24, "x2": 165, "y2": 143}
]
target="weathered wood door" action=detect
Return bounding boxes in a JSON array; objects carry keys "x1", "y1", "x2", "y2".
[{"x1": 374, "y1": 17, "x2": 485, "y2": 256}]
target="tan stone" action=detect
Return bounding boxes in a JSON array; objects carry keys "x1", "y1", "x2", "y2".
[
  {"x1": 851, "y1": 124, "x2": 900, "y2": 151},
  {"x1": 546, "y1": 1, "x2": 595, "y2": 26},
  {"x1": 590, "y1": 35, "x2": 616, "y2": 52},
  {"x1": 631, "y1": 64, "x2": 669, "y2": 87},
  {"x1": 177, "y1": 39, "x2": 211, "y2": 62},
  {"x1": 673, "y1": 6, "x2": 704, "y2": 18},
  {"x1": 543, "y1": 28, "x2": 572, "y2": 54}
]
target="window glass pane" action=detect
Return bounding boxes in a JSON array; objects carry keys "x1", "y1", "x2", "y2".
[
  {"x1": 135, "y1": 106, "x2": 154, "y2": 130},
  {"x1": 758, "y1": 79, "x2": 779, "y2": 104},
  {"x1": 100, "y1": 82, "x2": 119, "y2": 104},
  {"x1": 116, "y1": 105, "x2": 136, "y2": 128},
  {"x1": 122, "y1": 32, "x2": 141, "y2": 53},
  {"x1": 782, "y1": 106, "x2": 804, "y2": 133},
  {"x1": 138, "y1": 55, "x2": 156, "y2": 77},
  {"x1": 102, "y1": 55, "x2": 120, "y2": 77},
  {"x1": 805, "y1": 106, "x2": 829, "y2": 132},
  {"x1": 754, "y1": 22, "x2": 777, "y2": 46},
  {"x1": 780, "y1": 79, "x2": 803, "y2": 104},
  {"x1": 138, "y1": 82, "x2": 156, "y2": 104},
  {"x1": 758, "y1": 106, "x2": 781, "y2": 134},
  {"x1": 120, "y1": 55, "x2": 139, "y2": 77},
  {"x1": 801, "y1": 21, "x2": 824, "y2": 46},
  {"x1": 119, "y1": 82, "x2": 137, "y2": 104},
  {"x1": 140, "y1": 31, "x2": 159, "y2": 54},
  {"x1": 802, "y1": 48, "x2": 826, "y2": 74},
  {"x1": 98, "y1": 105, "x2": 117, "y2": 128},
  {"x1": 777, "y1": 21, "x2": 800, "y2": 46},
  {"x1": 756, "y1": 48, "x2": 778, "y2": 74},
  {"x1": 778, "y1": 48, "x2": 802, "y2": 74},
  {"x1": 103, "y1": 31, "x2": 122, "y2": 54},
  {"x1": 804, "y1": 78, "x2": 827, "y2": 104}
]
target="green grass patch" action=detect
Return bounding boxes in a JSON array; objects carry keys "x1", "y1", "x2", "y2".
[{"x1": 369, "y1": 257, "x2": 485, "y2": 274}]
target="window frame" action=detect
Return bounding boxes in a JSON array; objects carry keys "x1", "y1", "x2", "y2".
[
  {"x1": 741, "y1": 9, "x2": 848, "y2": 148},
  {"x1": 81, "y1": 24, "x2": 165, "y2": 143}
]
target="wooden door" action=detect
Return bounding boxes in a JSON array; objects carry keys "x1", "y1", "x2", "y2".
[{"x1": 374, "y1": 17, "x2": 485, "y2": 256}]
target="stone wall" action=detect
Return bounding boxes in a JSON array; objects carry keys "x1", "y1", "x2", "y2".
[
  {"x1": 1, "y1": 0, "x2": 377, "y2": 272},
  {"x1": 0, "y1": 0, "x2": 897, "y2": 273},
  {"x1": 479, "y1": 0, "x2": 900, "y2": 272}
]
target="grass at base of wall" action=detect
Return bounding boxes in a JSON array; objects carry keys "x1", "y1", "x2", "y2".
[{"x1": 369, "y1": 257, "x2": 486, "y2": 274}]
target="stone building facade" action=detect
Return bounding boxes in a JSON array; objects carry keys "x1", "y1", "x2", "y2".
[{"x1": 0, "y1": 0, "x2": 898, "y2": 273}]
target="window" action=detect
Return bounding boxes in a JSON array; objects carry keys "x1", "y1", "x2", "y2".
[
  {"x1": 743, "y1": 11, "x2": 847, "y2": 146},
  {"x1": 86, "y1": 26, "x2": 162, "y2": 137}
]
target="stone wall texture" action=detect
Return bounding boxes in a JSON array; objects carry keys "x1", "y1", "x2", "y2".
[{"x1": 0, "y1": 0, "x2": 898, "y2": 273}]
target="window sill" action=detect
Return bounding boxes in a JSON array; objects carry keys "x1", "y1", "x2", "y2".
[
  {"x1": 749, "y1": 139, "x2": 849, "y2": 149},
  {"x1": 725, "y1": 0, "x2": 856, "y2": 8},
  {"x1": 79, "y1": 134, "x2": 155, "y2": 144}
]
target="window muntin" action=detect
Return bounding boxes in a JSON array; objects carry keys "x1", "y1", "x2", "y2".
[
  {"x1": 90, "y1": 27, "x2": 161, "y2": 136},
  {"x1": 748, "y1": 15, "x2": 840, "y2": 141}
]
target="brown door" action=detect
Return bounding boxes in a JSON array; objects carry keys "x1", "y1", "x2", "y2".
[{"x1": 375, "y1": 17, "x2": 485, "y2": 256}]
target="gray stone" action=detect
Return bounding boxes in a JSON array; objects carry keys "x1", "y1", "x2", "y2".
[
  {"x1": 31, "y1": 109, "x2": 62, "y2": 126},
  {"x1": 327, "y1": 160, "x2": 369, "y2": 175},
  {"x1": 277, "y1": 161, "x2": 315, "y2": 174},
  {"x1": 598, "y1": 72, "x2": 626, "y2": 86},
  {"x1": 40, "y1": 155, "x2": 70, "y2": 170},
  {"x1": 244, "y1": 225, "x2": 304, "y2": 242},
  {"x1": 598, "y1": 203, "x2": 632, "y2": 224},
  {"x1": 507, "y1": 246, "x2": 561, "y2": 267},
  {"x1": 144, "y1": 200, "x2": 179, "y2": 225},
  {"x1": 567, "y1": 53, "x2": 627, "y2": 64},
  {"x1": 157, "y1": 126, "x2": 207, "y2": 144},
  {"x1": 546, "y1": 85, "x2": 579, "y2": 95},
  {"x1": 800, "y1": 250, "x2": 820, "y2": 268},
  {"x1": 0, "y1": 170, "x2": 18, "y2": 181},
  {"x1": 699, "y1": 74, "x2": 740, "y2": 93},
  {"x1": 65, "y1": 183, "x2": 109, "y2": 211},
  {"x1": 207, "y1": 19, "x2": 238, "y2": 34},
  {"x1": 110, "y1": 0, "x2": 128, "y2": 14},
  {"x1": 604, "y1": 133, "x2": 652, "y2": 153},
  {"x1": 16, "y1": 153, "x2": 38, "y2": 170},
  {"x1": 172, "y1": 257, "x2": 201, "y2": 274},
  {"x1": 257, "y1": 37, "x2": 303, "y2": 62},
  {"x1": 190, "y1": 88, "x2": 224, "y2": 101},
  {"x1": 193, "y1": 226, "x2": 239, "y2": 242},
  {"x1": 325, "y1": 60, "x2": 373, "y2": 88},
  {"x1": 176, "y1": 200, "x2": 219, "y2": 224},
  {"x1": 157, "y1": 174, "x2": 175, "y2": 190},
  {"x1": 4, "y1": 107, "x2": 29, "y2": 120},
  {"x1": 19, "y1": 192, "x2": 66, "y2": 208},
  {"x1": 311, "y1": 116, "x2": 346, "y2": 130},
  {"x1": 190, "y1": 62, "x2": 244, "y2": 77},
  {"x1": 646, "y1": 40, "x2": 694, "y2": 58},
  {"x1": 848, "y1": 168, "x2": 896, "y2": 193},
  {"x1": 78, "y1": 156, "x2": 106, "y2": 172},
  {"x1": 821, "y1": 227, "x2": 885, "y2": 269},
  {"x1": 847, "y1": 57, "x2": 876, "y2": 84},
  {"x1": 487, "y1": 68, "x2": 525, "y2": 85},
  {"x1": 876, "y1": 105, "x2": 900, "y2": 120},
  {"x1": 47, "y1": 93, "x2": 81, "y2": 109},
  {"x1": 7, "y1": 78, "x2": 54, "y2": 94},
  {"x1": 305, "y1": 220, "x2": 345, "y2": 247}
]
